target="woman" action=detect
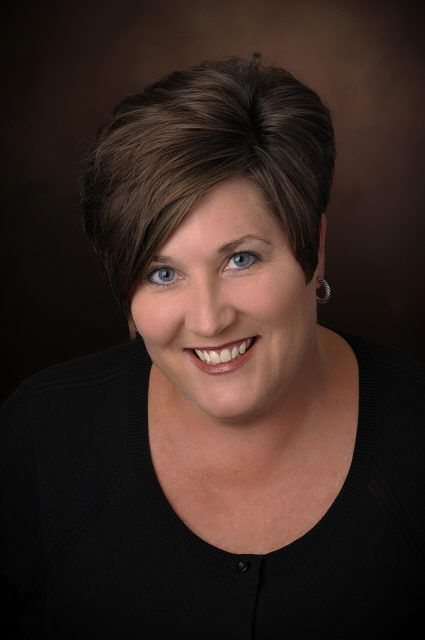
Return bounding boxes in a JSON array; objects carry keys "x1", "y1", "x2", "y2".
[{"x1": 1, "y1": 53, "x2": 424, "y2": 639}]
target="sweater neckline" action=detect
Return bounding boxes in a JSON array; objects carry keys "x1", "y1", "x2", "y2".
[{"x1": 129, "y1": 326, "x2": 377, "y2": 576}]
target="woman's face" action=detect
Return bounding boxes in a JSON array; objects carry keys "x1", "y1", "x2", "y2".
[{"x1": 131, "y1": 177, "x2": 325, "y2": 424}]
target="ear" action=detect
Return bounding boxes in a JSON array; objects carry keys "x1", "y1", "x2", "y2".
[{"x1": 316, "y1": 214, "x2": 327, "y2": 279}]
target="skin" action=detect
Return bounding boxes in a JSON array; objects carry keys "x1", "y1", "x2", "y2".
[{"x1": 131, "y1": 177, "x2": 357, "y2": 489}]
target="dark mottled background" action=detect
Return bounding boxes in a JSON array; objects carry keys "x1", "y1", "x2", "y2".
[{"x1": 2, "y1": 0, "x2": 425, "y2": 401}]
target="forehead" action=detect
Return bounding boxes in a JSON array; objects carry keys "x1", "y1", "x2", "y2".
[{"x1": 159, "y1": 178, "x2": 284, "y2": 251}]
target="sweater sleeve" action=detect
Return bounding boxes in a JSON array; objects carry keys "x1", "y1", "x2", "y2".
[{"x1": 0, "y1": 383, "x2": 46, "y2": 639}]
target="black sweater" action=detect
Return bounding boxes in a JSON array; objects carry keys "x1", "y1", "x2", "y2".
[{"x1": 1, "y1": 327, "x2": 424, "y2": 639}]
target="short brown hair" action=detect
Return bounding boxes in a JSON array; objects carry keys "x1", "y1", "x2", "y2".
[{"x1": 81, "y1": 53, "x2": 335, "y2": 340}]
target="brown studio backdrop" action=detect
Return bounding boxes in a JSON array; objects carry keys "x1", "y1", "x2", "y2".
[{"x1": 1, "y1": 0, "x2": 425, "y2": 402}]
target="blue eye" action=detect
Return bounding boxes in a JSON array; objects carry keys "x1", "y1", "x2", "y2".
[
  {"x1": 228, "y1": 252, "x2": 258, "y2": 270},
  {"x1": 145, "y1": 252, "x2": 260, "y2": 288},
  {"x1": 146, "y1": 266, "x2": 177, "y2": 287}
]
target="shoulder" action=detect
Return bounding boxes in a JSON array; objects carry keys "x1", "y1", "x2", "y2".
[
  {"x1": 0, "y1": 337, "x2": 142, "y2": 449},
  {"x1": 326, "y1": 323, "x2": 425, "y2": 460},
  {"x1": 0, "y1": 338, "x2": 152, "y2": 563},
  {"x1": 1, "y1": 338, "x2": 143, "y2": 467},
  {"x1": 353, "y1": 332, "x2": 424, "y2": 424},
  {"x1": 2, "y1": 339, "x2": 140, "y2": 424},
  {"x1": 16, "y1": 339, "x2": 138, "y2": 392},
  {"x1": 0, "y1": 340, "x2": 145, "y2": 550},
  {"x1": 330, "y1": 326, "x2": 425, "y2": 538},
  {"x1": 329, "y1": 325, "x2": 425, "y2": 411},
  {"x1": 0, "y1": 340, "x2": 147, "y2": 598},
  {"x1": 1, "y1": 340, "x2": 139, "y2": 459}
]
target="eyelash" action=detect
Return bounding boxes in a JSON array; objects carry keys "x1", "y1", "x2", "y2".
[{"x1": 144, "y1": 252, "x2": 261, "y2": 289}]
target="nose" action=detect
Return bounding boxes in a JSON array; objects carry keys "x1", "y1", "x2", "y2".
[{"x1": 184, "y1": 274, "x2": 236, "y2": 339}]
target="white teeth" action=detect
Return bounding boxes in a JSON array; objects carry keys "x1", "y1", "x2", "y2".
[
  {"x1": 194, "y1": 337, "x2": 254, "y2": 365},
  {"x1": 219, "y1": 349, "x2": 232, "y2": 362},
  {"x1": 210, "y1": 351, "x2": 221, "y2": 364}
]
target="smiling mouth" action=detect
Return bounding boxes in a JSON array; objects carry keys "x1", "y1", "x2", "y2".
[{"x1": 189, "y1": 336, "x2": 258, "y2": 364}]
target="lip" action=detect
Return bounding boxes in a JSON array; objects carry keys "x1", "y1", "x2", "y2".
[
  {"x1": 184, "y1": 336, "x2": 259, "y2": 375},
  {"x1": 185, "y1": 336, "x2": 256, "y2": 351}
]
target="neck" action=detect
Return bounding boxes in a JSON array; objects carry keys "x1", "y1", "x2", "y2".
[{"x1": 148, "y1": 326, "x2": 344, "y2": 487}]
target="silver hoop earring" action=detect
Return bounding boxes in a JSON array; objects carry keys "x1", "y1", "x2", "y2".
[{"x1": 316, "y1": 277, "x2": 331, "y2": 304}]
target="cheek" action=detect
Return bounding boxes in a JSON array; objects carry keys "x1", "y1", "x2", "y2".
[
  {"x1": 249, "y1": 272, "x2": 308, "y2": 324},
  {"x1": 131, "y1": 289, "x2": 180, "y2": 346}
]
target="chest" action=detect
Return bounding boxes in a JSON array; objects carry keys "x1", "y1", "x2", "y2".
[{"x1": 148, "y1": 430, "x2": 356, "y2": 555}]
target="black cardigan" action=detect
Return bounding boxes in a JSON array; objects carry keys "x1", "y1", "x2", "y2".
[{"x1": 1, "y1": 327, "x2": 424, "y2": 639}]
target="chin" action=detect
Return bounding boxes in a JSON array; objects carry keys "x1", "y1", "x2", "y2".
[{"x1": 194, "y1": 392, "x2": 263, "y2": 425}]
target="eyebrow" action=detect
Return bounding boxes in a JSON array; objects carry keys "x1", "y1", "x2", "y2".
[{"x1": 151, "y1": 234, "x2": 272, "y2": 263}]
